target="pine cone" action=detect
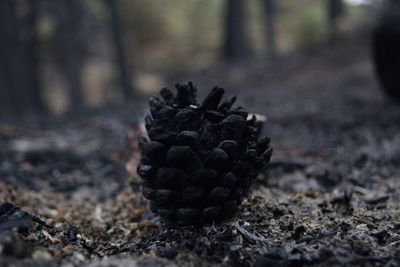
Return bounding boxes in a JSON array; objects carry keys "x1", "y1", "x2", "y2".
[{"x1": 137, "y1": 82, "x2": 272, "y2": 224}]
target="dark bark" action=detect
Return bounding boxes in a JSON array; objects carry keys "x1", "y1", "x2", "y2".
[
  {"x1": 0, "y1": 63, "x2": 12, "y2": 115},
  {"x1": 23, "y1": 0, "x2": 44, "y2": 111},
  {"x1": 57, "y1": 0, "x2": 84, "y2": 111},
  {"x1": 262, "y1": 0, "x2": 277, "y2": 59},
  {"x1": 0, "y1": 1, "x2": 13, "y2": 115},
  {"x1": 105, "y1": 0, "x2": 134, "y2": 100},
  {"x1": 0, "y1": 0, "x2": 43, "y2": 115},
  {"x1": 327, "y1": 0, "x2": 344, "y2": 40},
  {"x1": 224, "y1": 0, "x2": 248, "y2": 61},
  {"x1": 372, "y1": 2, "x2": 400, "y2": 99}
]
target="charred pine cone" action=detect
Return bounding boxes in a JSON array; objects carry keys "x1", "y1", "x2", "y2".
[{"x1": 137, "y1": 82, "x2": 272, "y2": 224}]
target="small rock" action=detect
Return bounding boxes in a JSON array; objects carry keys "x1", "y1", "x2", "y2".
[{"x1": 156, "y1": 246, "x2": 179, "y2": 259}]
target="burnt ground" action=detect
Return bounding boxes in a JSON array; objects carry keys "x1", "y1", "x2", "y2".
[{"x1": 1, "y1": 35, "x2": 400, "y2": 266}]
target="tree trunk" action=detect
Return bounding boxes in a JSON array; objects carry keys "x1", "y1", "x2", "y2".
[
  {"x1": 262, "y1": 0, "x2": 277, "y2": 59},
  {"x1": 0, "y1": 0, "x2": 14, "y2": 114},
  {"x1": 104, "y1": 0, "x2": 134, "y2": 100},
  {"x1": 327, "y1": 0, "x2": 344, "y2": 41},
  {"x1": 23, "y1": 0, "x2": 44, "y2": 112},
  {"x1": 0, "y1": 0, "x2": 43, "y2": 115},
  {"x1": 224, "y1": 0, "x2": 248, "y2": 61},
  {"x1": 57, "y1": 0, "x2": 83, "y2": 111},
  {"x1": 0, "y1": 63, "x2": 12, "y2": 115}
]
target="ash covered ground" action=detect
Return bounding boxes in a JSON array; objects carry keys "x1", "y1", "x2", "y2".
[{"x1": 1, "y1": 36, "x2": 400, "y2": 266}]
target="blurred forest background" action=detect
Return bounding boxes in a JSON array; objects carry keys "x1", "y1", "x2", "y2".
[{"x1": 0, "y1": 0, "x2": 385, "y2": 116}]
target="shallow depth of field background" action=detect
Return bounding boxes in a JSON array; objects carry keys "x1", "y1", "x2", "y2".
[{"x1": 0, "y1": 0, "x2": 383, "y2": 116}]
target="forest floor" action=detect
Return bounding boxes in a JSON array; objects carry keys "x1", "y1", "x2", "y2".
[{"x1": 1, "y1": 35, "x2": 400, "y2": 266}]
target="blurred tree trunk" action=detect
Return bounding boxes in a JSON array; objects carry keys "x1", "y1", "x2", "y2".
[
  {"x1": 0, "y1": 0, "x2": 43, "y2": 115},
  {"x1": 23, "y1": 0, "x2": 44, "y2": 112},
  {"x1": 0, "y1": 0, "x2": 16, "y2": 114},
  {"x1": 327, "y1": 0, "x2": 344, "y2": 41},
  {"x1": 224, "y1": 0, "x2": 248, "y2": 61},
  {"x1": 104, "y1": 0, "x2": 134, "y2": 100},
  {"x1": 58, "y1": 0, "x2": 83, "y2": 111},
  {"x1": 262, "y1": 0, "x2": 277, "y2": 59},
  {"x1": 0, "y1": 66, "x2": 12, "y2": 114}
]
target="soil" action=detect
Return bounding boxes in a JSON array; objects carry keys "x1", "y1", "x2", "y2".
[{"x1": 1, "y1": 35, "x2": 400, "y2": 266}]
